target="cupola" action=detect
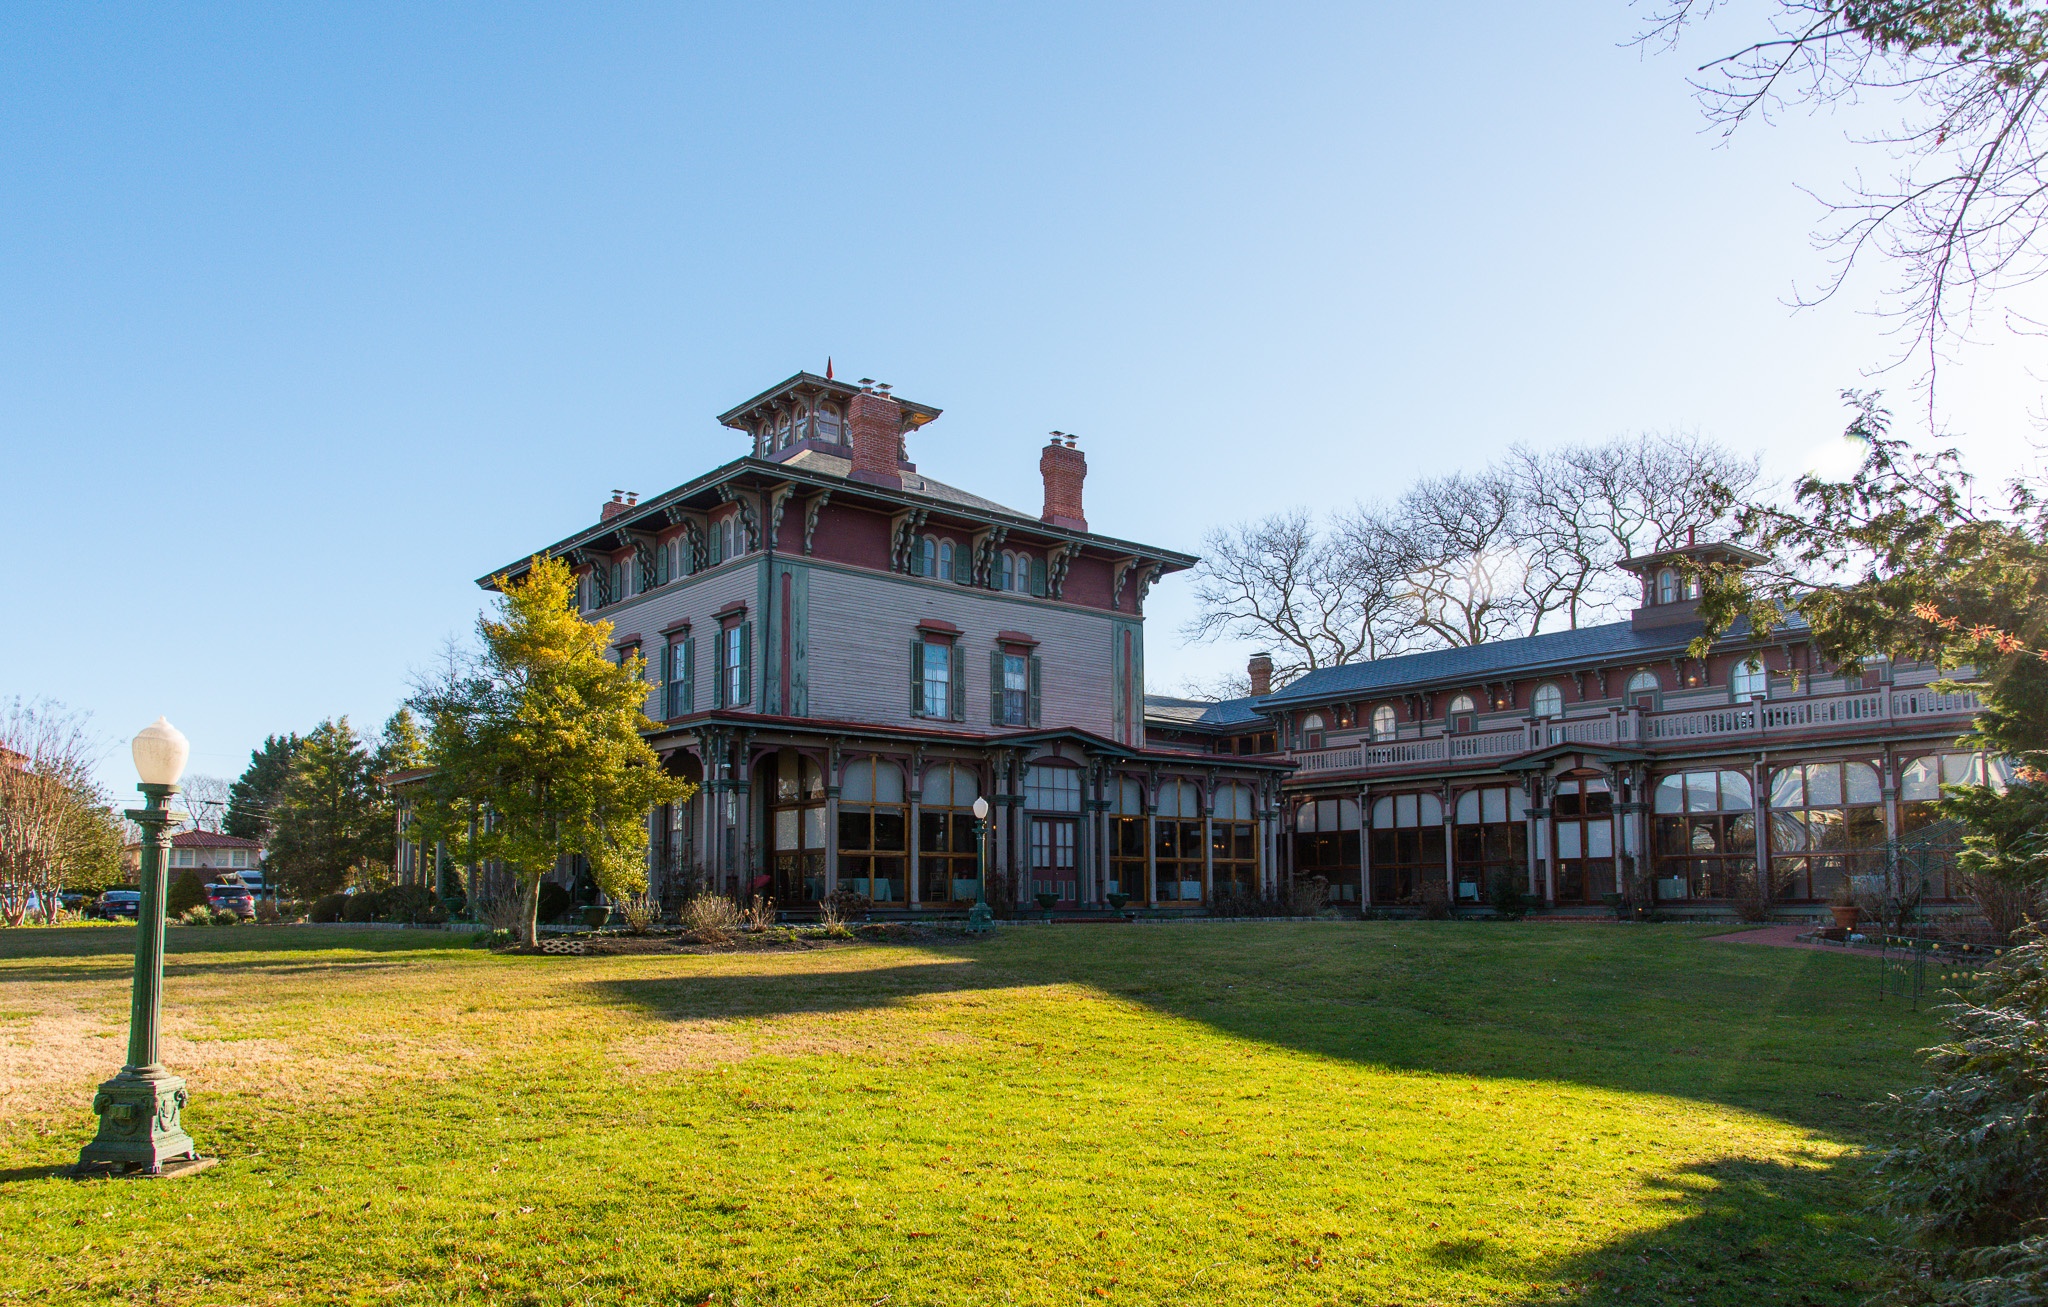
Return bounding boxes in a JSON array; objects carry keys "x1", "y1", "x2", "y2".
[{"x1": 1618, "y1": 538, "x2": 1767, "y2": 632}]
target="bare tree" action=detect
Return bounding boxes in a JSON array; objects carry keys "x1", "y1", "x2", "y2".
[
  {"x1": 1390, "y1": 470, "x2": 1533, "y2": 646},
  {"x1": 1183, "y1": 432, "x2": 1757, "y2": 670},
  {"x1": 0, "y1": 698, "x2": 116, "y2": 925},
  {"x1": 1639, "y1": 2, "x2": 2048, "y2": 383},
  {"x1": 176, "y1": 774, "x2": 231, "y2": 834}
]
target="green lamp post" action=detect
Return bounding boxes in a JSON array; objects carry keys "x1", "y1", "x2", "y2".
[
  {"x1": 75, "y1": 717, "x2": 213, "y2": 1178},
  {"x1": 966, "y1": 796, "x2": 993, "y2": 934}
]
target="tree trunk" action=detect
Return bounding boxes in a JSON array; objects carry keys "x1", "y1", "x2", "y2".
[{"x1": 521, "y1": 872, "x2": 542, "y2": 947}]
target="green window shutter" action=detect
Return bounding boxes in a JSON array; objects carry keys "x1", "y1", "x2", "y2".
[
  {"x1": 738, "y1": 621, "x2": 753, "y2": 705},
  {"x1": 683, "y1": 637, "x2": 695, "y2": 713},
  {"x1": 951, "y1": 644, "x2": 967, "y2": 722},
  {"x1": 910, "y1": 638, "x2": 925, "y2": 716},
  {"x1": 1029, "y1": 555, "x2": 1047, "y2": 597},
  {"x1": 990, "y1": 649, "x2": 1005, "y2": 725},
  {"x1": 1029, "y1": 655, "x2": 1043, "y2": 727},
  {"x1": 953, "y1": 543, "x2": 972, "y2": 585},
  {"x1": 713, "y1": 631, "x2": 726, "y2": 709}
]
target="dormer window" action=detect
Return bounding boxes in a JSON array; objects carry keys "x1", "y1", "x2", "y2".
[
  {"x1": 1658, "y1": 569, "x2": 1677, "y2": 604},
  {"x1": 818, "y1": 402, "x2": 842, "y2": 444}
]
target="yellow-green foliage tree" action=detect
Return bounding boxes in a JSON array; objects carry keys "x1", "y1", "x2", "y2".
[{"x1": 412, "y1": 555, "x2": 690, "y2": 945}]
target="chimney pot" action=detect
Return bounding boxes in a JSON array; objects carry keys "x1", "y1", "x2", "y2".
[{"x1": 1247, "y1": 652, "x2": 1274, "y2": 698}]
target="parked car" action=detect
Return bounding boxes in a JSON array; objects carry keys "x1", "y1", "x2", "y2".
[
  {"x1": 204, "y1": 883, "x2": 256, "y2": 920},
  {"x1": 59, "y1": 891, "x2": 86, "y2": 912},
  {"x1": 94, "y1": 889, "x2": 142, "y2": 920}
]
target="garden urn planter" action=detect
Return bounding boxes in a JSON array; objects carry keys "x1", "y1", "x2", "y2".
[
  {"x1": 581, "y1": 905, "x2": 612, "y2": 931},
  {"x1": 1035, "y1": 892, "x2": 1058, "y2": 919},
  {"x1": 1829, "y1": 904, "x2": 1860, "y2": 931},
  {"x1": 1106, "y1": 893, "x2": 1129, "y2": 911}
]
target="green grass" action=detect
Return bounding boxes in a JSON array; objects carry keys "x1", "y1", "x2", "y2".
[{"x1": 0, "y1": 921, "x2": 1937, "y2": 1306}]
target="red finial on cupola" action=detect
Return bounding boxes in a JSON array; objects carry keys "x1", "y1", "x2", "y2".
[{"x1": 825, "y1": 357, "x2": 833, "y2": 380}]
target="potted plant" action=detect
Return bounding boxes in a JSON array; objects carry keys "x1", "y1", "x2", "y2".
[
  {"x1": 1035, "y1": 891, "x2": 1058, "y2": 918},
  {"x1": 1106, "y1": 892, "x2": 1130, "y2": 911},
  {"x1": 1828, "y1": 881, "x2": 1860, "y2": 931}
]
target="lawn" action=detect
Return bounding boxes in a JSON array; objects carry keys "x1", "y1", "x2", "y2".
[{"x1": 0, "y1": 921, "x2": 1937, "y2": 1306}]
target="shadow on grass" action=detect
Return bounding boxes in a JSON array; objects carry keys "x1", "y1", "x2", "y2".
[
  {"x1": 1500, "y1": 1155, "x2": 1883, "y2": 1306},
  {"x1": 0, "y1": 924, "x2": 476, "y2": 969},
  {"x1": 585, "y1": 923, "x2": 1932, "y2": 1138}
]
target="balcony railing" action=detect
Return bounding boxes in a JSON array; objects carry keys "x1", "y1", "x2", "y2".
[{"x1": 1287, "y1": 684, "x2": 1982, "y2": 777}]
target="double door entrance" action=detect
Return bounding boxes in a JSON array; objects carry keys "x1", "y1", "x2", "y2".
[{"x1": 1028, "y1": 816, "x2": 1078, "y2": 907}]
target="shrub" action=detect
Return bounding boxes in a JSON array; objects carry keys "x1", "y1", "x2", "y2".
[
  {"x1": 1418, "y1": 878, "x2": 1452, "y2": 920},
  {"x1": 741, "y1": 895, "x2": 776, "y2": 930},
  {"x1": 381, "y1": 884, "x2": 445, "y2": 924},
  {"x1": 342, "y1": 891, "x2": 382, "y2": 923},
  {"x1": 309, "y1": 892, "x2": 348, "y2": 923},
  {"x1": 1288, "y1": 877, "x2": 1330, "y2": 917},
  {"x1": 821, "y1": 889, "x2": 870, "y2": 923},
  {"x1": 618, "y1": 893, "x2": 659, "y2": 934},
  {"x1": 1956, "y1": 868, "x2": 2044, "y2": 946},
  {"x1": 536, "y1": 881, "x2": 573, "y2": 925},
  {"x1": 1487, "y1": 869, "x2": 1526, "y2": 920},
  {"x1": 682, "y1": 894, "x2": 741, "y2": 941},
  {"x1": 471, "y1": 928, "x2": 514, "y2": 949},
  {"x1": 166, "y1": 870, "x2": 208, "y2": 919},
  {"x1": 1872, "y1": 931, "x2": 2048, "y2": 1305},
  {"x1": 177, "y1": 904, "x2": 212, "y2": 926}
]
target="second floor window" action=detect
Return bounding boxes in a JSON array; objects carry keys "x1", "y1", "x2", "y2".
[
  {"x1": 991, "y1": 650, "x2": 1036, "y2": 726},
  {"x1": 1732, "y1": 658, "x2": 1768, "y2": 699},
  {"x1": 666, "y1": 637, "x2": 694, "y2": 719},
  {"x1": 1371, "y1": 704, "x2": 1397, "y2": 740},
  {"x1": 1532, "y1": 684, "x2": 1562, "y2": 718},
  {"x1": 911, "y1": 637, "x2": 956, "y2": 719},
  {"x1": 718, "y1": 621, "x2": 751, "y2": 707}
]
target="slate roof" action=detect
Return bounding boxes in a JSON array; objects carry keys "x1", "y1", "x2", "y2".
[
  {"x1": 781, "y1": 448, "x2": 1019, "y2": 517},
  {"x1": 1143, "y1": 694, "x2": 1266, "y2": 729},
  {"x1": 1257, "y1": 613, "x2": 1801, "y2": 709}
]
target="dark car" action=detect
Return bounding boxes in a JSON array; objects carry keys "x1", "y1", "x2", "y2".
[
  {"x1": 95, "y1": 889, "x2": 142, "y2": 920},
  {"x1": 205, "y1": 883, "x2": 256, "y2": 919}
]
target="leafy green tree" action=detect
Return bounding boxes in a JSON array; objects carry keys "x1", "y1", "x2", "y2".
[
  {"x1": 1696, "y1": 394, "x2": 2048, "y2": 902},
  {"x1": 375, "y1": 708, "x2": 426, "y2": 776},
  {"x1": 410, "y1": 555, "x2": 690, "y2": 945},
  {"x1": 166, "y1": 868, "x2": 208, "y2": 918},
  {"x1": 59, "y1": 792, "x2": 125, "y2": 896},
  {"x1": 226, "y1": 733, "x2": 300, "y2": 842},
  {"x1": 265, "y1": 718, "x2": 386, "y2": 899}
]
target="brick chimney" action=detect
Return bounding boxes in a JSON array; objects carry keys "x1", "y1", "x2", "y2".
[
  {"x1": 1039, "y1": 434, "x2": 1087, "y2": 531},
  {"x1": 847, "y1": 390, "x2": 904, "y2": 489},
  {"x1": 1247, "y1": 652, "x2": 1273, "y2": 698},
  {"x1": 601, "y1": 490, "x2": 629, "y2": 521}
]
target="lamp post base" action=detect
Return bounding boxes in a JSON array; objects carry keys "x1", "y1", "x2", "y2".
[
  {"x1": 74, "y1": 1067, "x2": 200, "y2": 1177},
  {"x1": 966, "y1": 899, "x2": 993, "y2": 934}
]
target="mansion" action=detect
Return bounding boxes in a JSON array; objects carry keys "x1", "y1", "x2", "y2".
[{"x1": 399, "y1": 368, "x2": 1988, "y2": 916}]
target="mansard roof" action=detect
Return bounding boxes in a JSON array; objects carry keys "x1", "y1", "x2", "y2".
[
  {"x1": 1256, "y1": 612, "x2": 1804, "y2": 709},
  {"x1": 477, "y1": 451, "x2": 1196, "y2": 589}
]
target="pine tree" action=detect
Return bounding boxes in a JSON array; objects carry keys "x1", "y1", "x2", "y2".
[
  {"x1": 375, "y1": 708, "x2": 426, "y2": 776},
  {"x1": 226, "y1": 733, "x2": 301, "y2": 842},
  {"x1": 410, "y1": 555, "x2": 691, "y2": 944},
  {"x1": 264, "y1": 718, "x2": 384, "y2": 899}
]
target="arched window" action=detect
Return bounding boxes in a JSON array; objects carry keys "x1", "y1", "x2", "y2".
[
  {"x1": 1531, "y1": 684, "x2": 1563, "y2": 718},
  {"x1": 767, "y1": 751, "x2": 825, "y2": 905},
  {"x1": 1293, "y1": 795, "x2": 1358, "y2": 903},
  {"x1": 1110, "y1": 776, "x2": 1147, "y2": 903},
  {"x1": 1368, "y1": 791, "x2": 1444, "y2": 904},
  {"x1": 937, "y1": 539, "x2": 955, "y2": 582},
  {"x1": 1447, "y1": 693, "x2": 1476, "y2": 714},
  {"x1": 1300, "y1": 711, "x2": 1326, "y2": 750},
  {"x1": 1732, "y1": 658, "x2": 1767, "y2": 699},
  {"x1": 1371, "y1": 704, "x2": 1397, "y2": 740},
  {"x1": 1651, "y1": 769, "x2": 1756, "y2": 901},
  {"x1": 1155, "y1": 780, "x2": 1205, "y2": 903},
  {"x1": 1658, "y1": 569, "x2": 1677, "y2": 604},
  {"x1": 919, "y1": 763, "x2": 982, "y2": 905},
  {"x1": 999, "y1": 551, "x2": 1016, "y2": 592},
  {"x1": 817, "y1": 402, "x2": 842, "y2": 444},
  {"x1": 915, "y1": 535, "x2": 938, "y2": 578},
  {"x1": 1768, "y1": 761, "x2": 1884, "y2": 902},
  {"x1": 838, "y1": 757, "x2": 907, "y2": 905},
  {"x1": 1625, "y1": 671, "x2": 1660, "y2": 703},
  {"x1": 1452, "y1": 785, "x2": 1525, "y2": 903}
]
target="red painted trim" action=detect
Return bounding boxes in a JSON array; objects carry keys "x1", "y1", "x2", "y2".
[
  {"x1": 713, "y1": 600, "x2": 747, "y2": 621},
  {"x1": 995, "y1": 630, "x2": 1039, "y2": 648},
  {"x1": 612, "y1": 633, "x2": 643, "y2": 647},
  {"x1": 660, "y1": 619, "x2": 692, "y2": 635},
  {"x1": 915, "y1": 618, "x2": 962, "y2": 636}
]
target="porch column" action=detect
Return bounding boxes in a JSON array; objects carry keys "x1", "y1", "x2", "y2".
[
  {"x1": 1441, "y1": 780, "x2": 1456, "y2": 905},
  {"x1": 1359, "y1": 786, "x2": 1373, "y2": 907}
]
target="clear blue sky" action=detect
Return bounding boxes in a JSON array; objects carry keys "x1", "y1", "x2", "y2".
[{"x1": 3, "y1": 3, "x2": 2040, "y2": 792}]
